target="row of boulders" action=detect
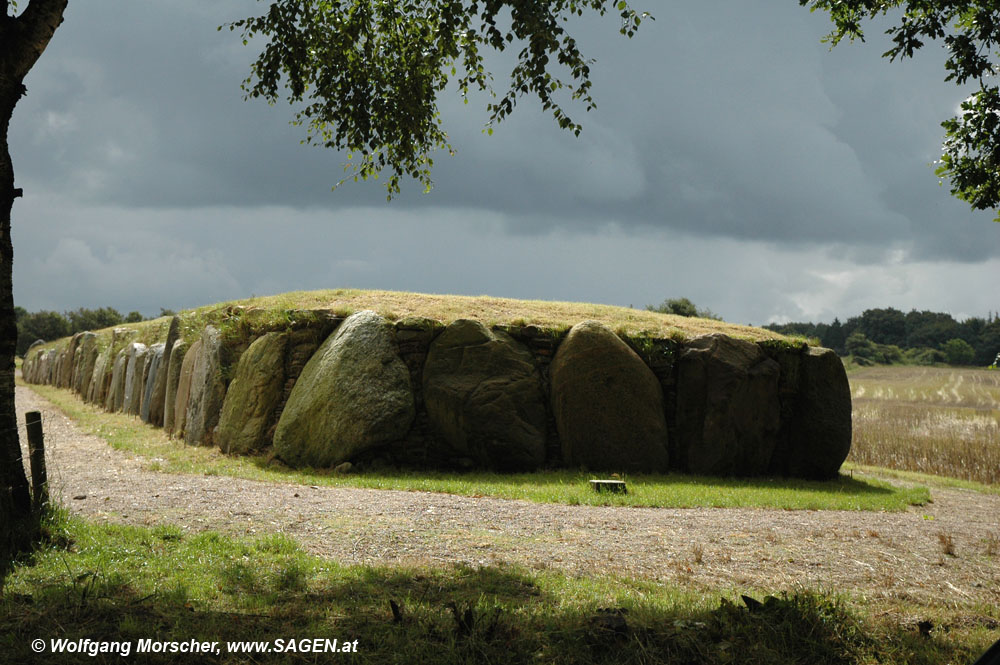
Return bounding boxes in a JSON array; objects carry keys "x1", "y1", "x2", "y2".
[{"x1": 22, "y1": 310, "x2": 852, "y2": 479}]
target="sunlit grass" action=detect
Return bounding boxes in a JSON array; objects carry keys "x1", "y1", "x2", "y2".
[{"x1": 25, "y1": 383, "x2": 928, "y2": 512}]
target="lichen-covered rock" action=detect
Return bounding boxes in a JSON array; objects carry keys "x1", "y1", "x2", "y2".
[
  {"x1": 140, "y1": 343, "x2": 166, "y2": 423},
  {"x1": 550, "y1": 321, "x2": 669, "y2": 472},
  {"x1": 172, "y1": 339, "x2": 201, "y2": 439},
  {"x1": 164, "y1": 340, "x2": 188, "y2": 435},
  {"x1": 273, "y1": 311, "x2": 415, "y2": 467},
  {"x1": 783, "y1": 346, "x2": 852, "y2": 479},
  {"x1": 674, "y1": 334, "x2": 781, "y2": 476},
  {"x1": 423, "y1": 319, "x2": 546, "y2": 470},
  {"x1": 185, "y1": 327, "x2": 226, "y2": 447},
  {"x1": 216, "y1": 332, "x2": 287, "y2": 454},
  {"x1": 148, "y1": 316, "x2": 180, "y2": 426},
  {"x1": 122, "y1": 343, "x2": 148, "y2": 415}
]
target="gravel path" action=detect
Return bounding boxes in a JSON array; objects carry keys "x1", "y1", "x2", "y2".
[{"x1": 14, "y1": 385, "x2": 1000, "y2": 607}]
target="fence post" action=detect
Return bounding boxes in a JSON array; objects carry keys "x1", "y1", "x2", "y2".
[{"x1": 25, "y1": 411, "x2": 47, "y2": 510}]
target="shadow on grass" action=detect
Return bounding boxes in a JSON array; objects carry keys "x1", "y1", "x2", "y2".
[{"x1": 2, "y1": 559, "x2": 990, "y2": 665}]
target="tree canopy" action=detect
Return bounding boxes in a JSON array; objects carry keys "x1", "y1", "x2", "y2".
[
  {"x1": 801, "y1": 1, "x2": 1000, "y2": 221},
  {"x1": 227, "y1": 0, "x2": 650, "y2": 197}
]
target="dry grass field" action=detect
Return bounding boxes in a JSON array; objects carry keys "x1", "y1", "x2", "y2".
[{"x1": 849, "y1": 366, "x2": 1000, "y2": 485}]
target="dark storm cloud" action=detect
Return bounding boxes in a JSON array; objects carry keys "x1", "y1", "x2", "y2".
[
  {"x1": 12, "y1": 0, "x2": 997, "y2": 259},
  {"x1": 7, "y1": 0, "x2": 1000, "y2": 325}
]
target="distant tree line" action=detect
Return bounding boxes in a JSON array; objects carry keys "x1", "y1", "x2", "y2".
[
  {"x1": 765, "y1": 307, "x2": 1000, "y2": 367},
  {"x1": 15, "y1": 306, "x2": 176, "y2": 357}
]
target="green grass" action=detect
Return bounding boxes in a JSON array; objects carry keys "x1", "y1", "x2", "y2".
[
  {"x1": 25, "y1": 382, "x2": 930, "y2": 512},
  {"x1": 2, "y1": 511, "x2": 995, "y2": 665}
]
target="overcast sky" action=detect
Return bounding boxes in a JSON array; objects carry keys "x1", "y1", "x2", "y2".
[{"x1": 9, "y1": 1, "x2": 1000, "y2": 326}]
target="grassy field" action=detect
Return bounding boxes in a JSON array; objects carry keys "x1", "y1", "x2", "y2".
[
  {"x1": 2, "y1": 510, "x2": 996, "y2": 665},
  {"x1": 24, "y1": 382, "x2": 929, "y2": 512},
  {"x1": 848, "y1": 366, "x2": 1000, "y2": 486}
]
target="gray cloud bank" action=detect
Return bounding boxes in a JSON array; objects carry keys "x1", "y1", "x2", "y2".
[{"x1": 9, "y1": 1, "x2": 999, "y2": 325}]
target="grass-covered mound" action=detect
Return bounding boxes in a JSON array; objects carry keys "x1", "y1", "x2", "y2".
[{"x1": 38, "y1": 288, "x2": 791, "y2": 352}]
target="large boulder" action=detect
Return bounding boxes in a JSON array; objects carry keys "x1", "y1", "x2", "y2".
[
  {"x1": 163, "y1": 340, "x2": 189, "y2": 435},
  {"x1": 423, "y1": 319, "x2": 546, "y2": 470},
  {"x1": 782, "y1": 346, "x2": 852, "y2": 479},
  {"x1": 87, "y1": 348, "x2": 111, "y2": 405},
  {"x1": 41, "y1": 352, "x2": 53, "y2": 385},
  {"x1": 107, "y1": 348, "x2": 129, "y2": 412},
  {"x1": 550, "y1": 321, "x2": 669, "y2": 472},
  {"x1": 59, "y1": 332, "x2": 84, "y2": 389},
  {"x1": 122, "y1": 343, "x2": 148, "y2": 415},
  {"x1": 216, "y1": 332, "x2": 287, "y2": 454},
  {"x1": 273, "y1": 310, "x2": 415, "y2": 468},
  {"x1": 172, "y1": 339, "x2": 200, "y2": 439},
  {"x1": 74, "y1": 333, "x2": 99, "y2": 397},
  {"x1": 140, "y1": 343, "x2": 166, "y2": 423},
  {"x1": 43, "y1": 349, "x2": 58, "y2": 385},
  {"x1": 24, "y1": 341, "x2": 44, "y2": 382},
  {"x1": 184, "y1": 327, "x2": 227, "y2": 447},
  {"x1": 674, "y1": 334, "x2": 781, "y2": 476},
  {"x1": 148, "y1": 316, "x2": 180, "y2": 426}
]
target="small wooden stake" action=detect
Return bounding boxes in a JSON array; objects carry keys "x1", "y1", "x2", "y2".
[
  {"x1": 25, "y1": 411, "x2": 48, "y2": 510},
  {"x1": 590, "y1": 479, "x2": 627, "y2": 494}
]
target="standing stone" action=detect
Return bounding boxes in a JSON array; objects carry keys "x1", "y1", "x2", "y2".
[
  {"x1": 75, "y1": 333, "x2": 99, "y2": 398},
  {"x1": 87, "y1": 349, "x2": 110, "y2": 404},
  {"x1": 22, "y1": 346, "x2": 37, "y2": 383},
  {"x1": 674, "y1": 334, "x2": 781, "y2": 476},
  {"x1": 136, "y1": 350, "x2": 154, "y2": 415},
  {"x1": 52, "y1": 351, "x2": 62, "y2": 387},
  {"x1": 107, "y1": 349, "x2": 128, "y2": 412},
  {"x1": 783, "y1": 347, "x2": 852, "y2": 479},
  {"x1": 164, "y1": 340, "x2": 189, "y2": 435},
  {"x1": 423, "y1": 319, "x2": 546, "y2": 471},
  {"x1": 172, "y1": 339, "x2": 201, "y2": 440},
  {"x1": 30, "y1": 350, "x2": 42, "y2": 384},
  {"x1": 24, "y1": 341, "x2": 44, "y2": 379},
  {"x1": 59, "y1": 333, "x2": 83, "y2": 389},
  {"x1": 550, "y1": 320, "x2": 669, "y2": 472},
  {"x1": 122, "y1": 343, "x2": 148, "y2": 415},
  {"x1": 140, "y1": 343, "x2": 166, "y2": 423},
  {"x1": 216, "y1": 332, "x2": 287, "y2": 454},
  {"x1": 185, "y1": 327, "x2": 227, "y2": 447},
  {"x1": 34, "y1": 349, "x2": 49, "y2": 384},
  {"x1": 36, "y1": 350, "x2": 47, "y2": 384},
  {"x1": 273, "y1": 311, "x2": 415, "y2": 468},
  {"x1": 148, "y1": 316, "x2": 180, "y2": 426}
]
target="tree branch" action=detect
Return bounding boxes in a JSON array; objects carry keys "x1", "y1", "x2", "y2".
[{"x1": 2, "y1": 0, "x2": 68, "y2": 80}]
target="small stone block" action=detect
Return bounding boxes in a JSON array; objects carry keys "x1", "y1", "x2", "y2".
[{"x1": 590, "y1": 479, "x2": 627, "y2": 494}]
